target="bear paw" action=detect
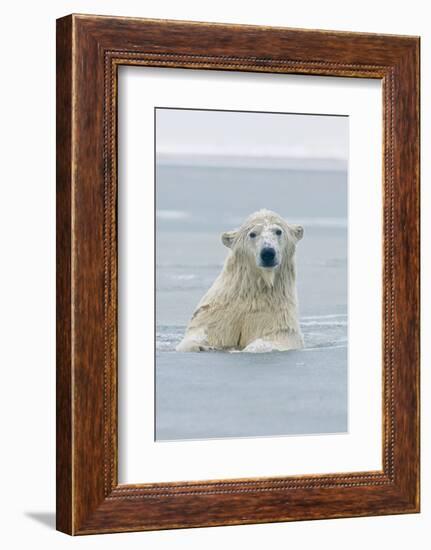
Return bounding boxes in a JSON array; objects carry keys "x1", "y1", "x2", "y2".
[{"x1": 242, "y1": 339, "x2": 274, "y2": 353}]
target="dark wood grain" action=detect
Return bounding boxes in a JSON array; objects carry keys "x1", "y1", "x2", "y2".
[
  {"x1": 56, "y1": 15, "x2": 73, "y2": 535},
  {"x1": 56, "y1": 14, "x2": 420, "y2": 535}
]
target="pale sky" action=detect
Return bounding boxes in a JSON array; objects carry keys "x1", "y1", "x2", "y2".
[{"x1": 156, "y1": 108, "x2": 348, "y2": 161}]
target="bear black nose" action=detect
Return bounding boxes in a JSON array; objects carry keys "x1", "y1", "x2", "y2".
[{"x1": 260, "y1": 247, "x2": 276, "y2": 265}]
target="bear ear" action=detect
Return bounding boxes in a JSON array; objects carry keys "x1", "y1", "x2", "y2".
[
  {"x1": 221, "y1": 230, "x2": 237, "y2": 249},
  {"x1": 291, "y1": 224, "x2": 304, "y2": 242}
]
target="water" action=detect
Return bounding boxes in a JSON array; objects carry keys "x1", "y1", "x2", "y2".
[
  {"x1": 155, "y1": 164, "x2": 348, "y2": 440},
  {"x1": 156, "y1": 314, "x2": 347, "y2": 354}
]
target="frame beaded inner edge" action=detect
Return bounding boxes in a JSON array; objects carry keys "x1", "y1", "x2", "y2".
[{"x1": 102, "y1": 50, "x2": 395, "y2": 498}]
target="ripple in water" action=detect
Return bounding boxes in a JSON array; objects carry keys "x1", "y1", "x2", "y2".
[{"x1": 156, "y1": 313, "x2": 347, "y2": 353}]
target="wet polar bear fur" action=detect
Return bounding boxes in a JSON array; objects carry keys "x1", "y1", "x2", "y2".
[{"x1": 176, "y1": 209, "x2": 304, "y2": 353}]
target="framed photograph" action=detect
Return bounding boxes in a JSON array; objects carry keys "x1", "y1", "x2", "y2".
[{"x1": 56, "y1": 14, "x2": 420, "y2": 535}]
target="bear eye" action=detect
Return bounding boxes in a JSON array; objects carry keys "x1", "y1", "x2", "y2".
[
  {"x1": 249, "y1": 232, "x2": 256, "y2": 239},
  {"x1": 275, "y1": 229, "x2": 282, "y2": 236}
]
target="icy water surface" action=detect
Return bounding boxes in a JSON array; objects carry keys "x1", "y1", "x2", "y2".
[{"x1": 155, "y1": 164, "x2": 348, "y2": 440}]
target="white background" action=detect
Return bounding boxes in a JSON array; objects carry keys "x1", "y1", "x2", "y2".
[
  {"x1": 119, "y1": 68, "x2": 382, "y2": 483},
  {"x1": 0, "y1": 1, "x2": 427, "y2": 548}
]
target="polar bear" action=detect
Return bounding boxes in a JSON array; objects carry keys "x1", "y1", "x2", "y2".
[{"x1": 176, "y1": 209, "x2": 304, "y2": 353}]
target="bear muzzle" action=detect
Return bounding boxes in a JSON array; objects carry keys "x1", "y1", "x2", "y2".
[{"x1": 259, "y1": 247, "x2": 278, "y2": 268}]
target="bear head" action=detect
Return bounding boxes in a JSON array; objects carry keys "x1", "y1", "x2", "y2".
[{"x1": 221, "y1": 209, "x2": 303, "y2": 273}]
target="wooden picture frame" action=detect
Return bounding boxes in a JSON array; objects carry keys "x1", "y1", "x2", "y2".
[{"x1": 56, "y1": 14, "x2": 420, "y2": 535}]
